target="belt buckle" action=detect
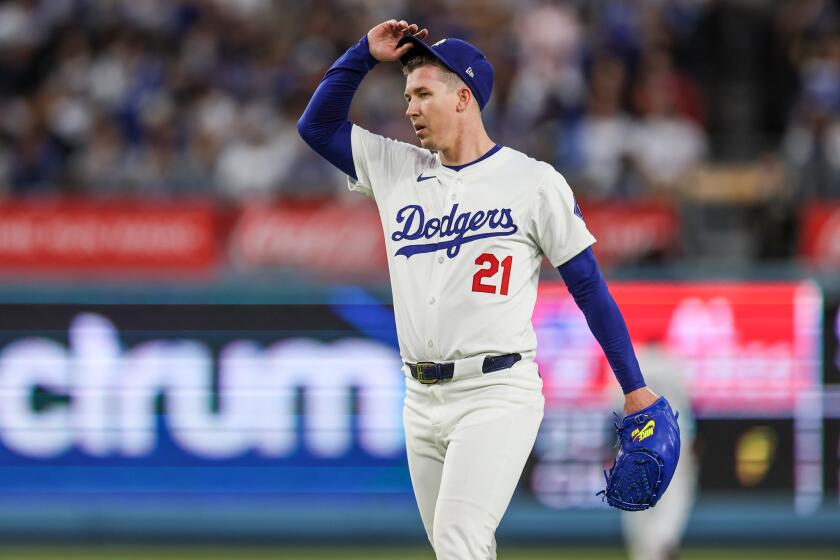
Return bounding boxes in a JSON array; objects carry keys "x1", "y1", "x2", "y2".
[{"x1": 415, "y1": 362, "x2": 440, "y2": 384}]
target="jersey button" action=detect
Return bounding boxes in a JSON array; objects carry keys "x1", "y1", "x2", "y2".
[
  {"x1": 427, "y1": 340, "x2": 434, "y2": 348},
  {"x1": 429, "y1": 297, "x2": 435, "y2": 304},
  {"x1": 450, "y1": 194, "x2": 456, "y2": 201},
  {"x1": 438, "y1": 257, "x2": 444, "y2": 264}
]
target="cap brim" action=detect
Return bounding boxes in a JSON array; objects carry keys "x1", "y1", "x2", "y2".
[{"x1": 397, "y1": 35, "x2": 460, "y2": 78}]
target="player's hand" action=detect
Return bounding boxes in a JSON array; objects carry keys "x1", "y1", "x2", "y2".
[
  {"x1": 367, "y1": 19, "x2": 429, "y2": 62},
  {"x1": 623, "y1": 386, "x2": 659, "y2": 415}
]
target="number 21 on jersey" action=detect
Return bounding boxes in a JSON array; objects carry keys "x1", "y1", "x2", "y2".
[{"x1": 472, "y1": 253, "x2": 512, "y2": 295}]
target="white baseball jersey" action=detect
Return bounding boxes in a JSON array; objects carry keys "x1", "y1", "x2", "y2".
[{"x1": 348, "y1": 124, "x2": 596, "y2": 365}]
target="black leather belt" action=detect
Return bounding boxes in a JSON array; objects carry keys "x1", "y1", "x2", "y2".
[{"x1": 407, "y1": 353, "x2": 522, "y2": 384}]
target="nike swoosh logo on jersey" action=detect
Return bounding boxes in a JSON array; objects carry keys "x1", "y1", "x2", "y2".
[{"x1": 416, "y1": 174, "x2": 436, "y2": 182}]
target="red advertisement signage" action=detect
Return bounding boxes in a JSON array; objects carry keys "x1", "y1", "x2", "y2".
[
  {"x1": 0, "y1": 200, "x2": 217, "y2": 273},
  {"x1": 800, "y1": 203, "x2": 840, "y2": 265},
  {"x1": 581, "y1": 199, "x2": 680, "y2": 265},
  {"x1": 533, "y1": 282, "x2": 821, "y2": 414},
  {"x1": 229, "y1": 199, "x2": 678, "y2": 277},
  {"x1": 229, "y1": 202, "x2": 388, "y2": 277}
]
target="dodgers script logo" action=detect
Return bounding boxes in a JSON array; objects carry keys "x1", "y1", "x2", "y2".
[{"x1": 391, "y1": 203, "x2": 518, "y2": 258}]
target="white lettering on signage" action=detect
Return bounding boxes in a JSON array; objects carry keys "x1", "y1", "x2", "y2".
[
  {"x1": 0, "y1": 313, "x2": 405, "y2": 460},
  {"x1": 0, "y1": 339, "x2": 72, "y2": 456},
  {"x1": 666, "y1": 297, "x2": 795, "y2": 391}
]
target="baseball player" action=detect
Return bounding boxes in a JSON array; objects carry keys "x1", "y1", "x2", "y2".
[{"x1": 298, "y1": 19, "x2": 676, "y2": 559}]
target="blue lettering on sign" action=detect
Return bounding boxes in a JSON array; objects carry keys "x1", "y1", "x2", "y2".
[{"x1": 391, "y1": 204, "x2": 518, "y2": 258}]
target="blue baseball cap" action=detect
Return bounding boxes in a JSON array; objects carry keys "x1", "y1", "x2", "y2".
[{"x1": 397, "y1": 35, "x2": 494, "y2": 110}]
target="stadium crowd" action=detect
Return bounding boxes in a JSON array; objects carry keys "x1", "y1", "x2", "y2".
[{"x1": 0, "y1": 0, "x2": 838, "y2": 247}]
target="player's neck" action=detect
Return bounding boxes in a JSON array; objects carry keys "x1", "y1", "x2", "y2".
[{"x1": 438, "y1": 128, "x2": 495, "y2": 168}]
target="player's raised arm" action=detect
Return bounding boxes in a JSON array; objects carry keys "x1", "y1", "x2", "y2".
[{"x1": 296, "y1": 20, "x2": 427, "y2": 179}]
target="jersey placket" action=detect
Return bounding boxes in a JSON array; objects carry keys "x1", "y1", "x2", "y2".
[{"x1": 421, "y1": 175, "x2": 452, "y2": 359}]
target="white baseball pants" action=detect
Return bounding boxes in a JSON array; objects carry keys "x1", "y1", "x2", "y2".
[{"x1": 403, "y1": 361, "x2": 544, "y2": 560}]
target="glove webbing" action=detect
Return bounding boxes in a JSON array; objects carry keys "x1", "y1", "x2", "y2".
[{"x1": 597, "y1": 449, "x2": 664, "y2": 511}]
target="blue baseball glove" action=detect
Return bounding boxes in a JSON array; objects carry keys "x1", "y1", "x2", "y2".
[{"x1": 598, "y1": 396, "x2": 681, "y2": 511}]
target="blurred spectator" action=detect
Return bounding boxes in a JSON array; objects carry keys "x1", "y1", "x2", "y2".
[
  {"x1": 0, "y1": 1, "x2": 41, "y2": 49},
  {"x1": 508, "y1": 3, "x2": 585, "y2": 126},
  {"x1": 627, "y1": 50, "x2": 707, "y2": 193},
  {"x1": 69, "y1": 117, "x2": 128, "y2": 194},
  {"x1": 783, "y1": 34, "x2": 840, "y2": 199},
  {"x1": 215, "y1": 102, "x2": 298, "y2": 200},
  {"x1": 574, "y1": 52, "x2": 637, "y2": 199},
  {"x1": 9, "y1": 117, "x2": 65, "y2": 194},
  {"x1": 506, "y1": 3, "x2": 585, "y2": 162},
  {"x1": 122, "y1": 106, "x2": 196, "y2": 197}
]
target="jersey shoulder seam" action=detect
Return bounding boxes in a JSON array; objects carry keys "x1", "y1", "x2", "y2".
[{"x1": 351, "y1": 123, "x2": 437, "y2": 185}]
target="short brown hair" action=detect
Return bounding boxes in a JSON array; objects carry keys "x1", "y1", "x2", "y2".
[{"x1": 402, "y1": 55, "x2": 464, "y2": 90}]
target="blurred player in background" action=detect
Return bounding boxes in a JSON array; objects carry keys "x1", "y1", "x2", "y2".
[{"x1": 614, "y1": 344, "x2": 697, "y2": 560}]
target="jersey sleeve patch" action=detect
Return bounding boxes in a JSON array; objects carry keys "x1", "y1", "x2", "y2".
[{"x1": 573, "y1": 198, "x2": 584, "y2": 220}]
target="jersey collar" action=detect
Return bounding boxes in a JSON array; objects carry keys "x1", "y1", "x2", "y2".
[{"x1": 434, "y1": 145, "x2": 507, "y2": 177}]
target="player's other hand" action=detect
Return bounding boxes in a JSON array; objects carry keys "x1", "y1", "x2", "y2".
[
  {"x1": 623, "y1": 386, "x2": 659, "y2": 415},
  {"x1": 367, "y1": 19, "x2": 429, "y2": 62}
]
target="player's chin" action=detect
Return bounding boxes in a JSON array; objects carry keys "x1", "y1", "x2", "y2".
[{"x1": 417, "y1": 135, "x2": 436, "y2": 150}]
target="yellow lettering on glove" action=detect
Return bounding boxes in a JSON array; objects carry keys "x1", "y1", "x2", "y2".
[{"x1": 631, "y1": 420, "x2": 655, "y2": 443}]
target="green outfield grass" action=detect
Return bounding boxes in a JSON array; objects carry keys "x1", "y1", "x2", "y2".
[{"x1": 0, "y1": 547, "x2": 836, "y2": 560}]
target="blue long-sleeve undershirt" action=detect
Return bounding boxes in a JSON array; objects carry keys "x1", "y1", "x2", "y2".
[
  {"x1": 296, "y1": 35, "x2": 378, "y2": 180},
  {"x1": 558, "y1": 247, "x2": 646, "y2": 394}
]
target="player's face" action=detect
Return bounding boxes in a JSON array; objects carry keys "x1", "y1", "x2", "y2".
[{"x1": 404, "y1": 65, "x2": 459, "y2": 150}]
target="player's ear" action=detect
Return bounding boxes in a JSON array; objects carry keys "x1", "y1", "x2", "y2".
[{"x1": 456, "y1": 85, "x2": 472, "y2": 112}]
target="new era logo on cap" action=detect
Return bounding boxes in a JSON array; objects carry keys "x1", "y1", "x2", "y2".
[{"x1": 398, "y1": 35, "x2": 494, "y2": 110}]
